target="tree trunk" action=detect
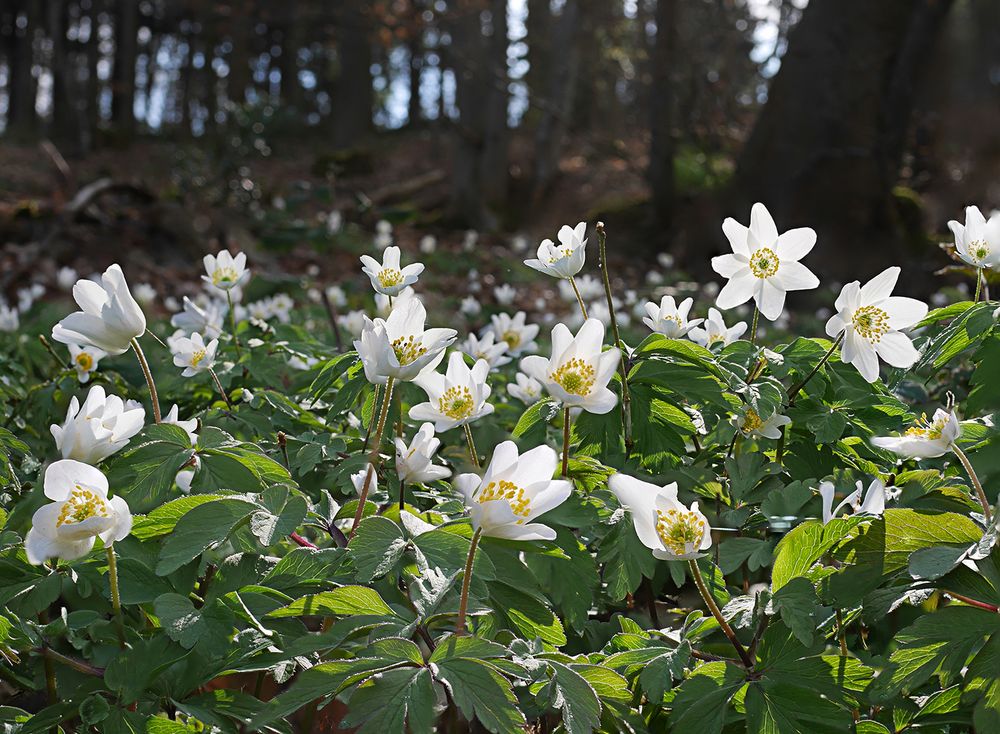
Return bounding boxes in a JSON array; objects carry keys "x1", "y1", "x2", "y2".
[
  {"x1": 407, "y1": 2, "x2": 424, "y2": 127},
  {"x1": 7, "y1": 0, "x2": 38, "y2": 136},
  {"x1": 524, "y1": 0, "x2": 550, "y2": 124},
  {"x1": 46, "y1": 0, "x2": 75, "y2": 146},
  {"x1": 479, "y1": 0, "x2": 509, "y2": 207},
  {"x1": 227, "y1": 2, "x2": 252, "y2": 108},
  {"x1": 83, "y1": 0, "x2": 103, "y2": 148},
  {"x1": 648, "y1": 0, "x2": 676, "y2": 236},
  {"x1": 732, "y1": 0, "x2": 954, "y2": 276},
  {"x1": 111, "y1": 0, "x2": 138, "y2": 133},
  {"x1": 332, "y1": 0, "x2": 373, "y2": 148}
]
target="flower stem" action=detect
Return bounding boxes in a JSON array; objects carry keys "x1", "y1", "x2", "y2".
[
  {"x1": 38, "y1": 335, "x2": 67, "y2": 371},
  {"x1": 363, "y1": 383, "x2": 381, "y2": 451},
  {"x1": 786, "y1": 332, "x2": 844, "y2": 406},
  {"x1": 687, "y1": 559, "x2": 754, "y2": 668},
  {"x1": 350, "y1": 377, "x2": 395, "y2": 538},
  {"x1": 318, "y1": 285, "x2": 345, "y2": 352},
  {"x1": 562, "y1": 406, "x2": 572, "y2": 478},
  {"x1": 975, "y1": 269, "x2": 983, "y2": 303},
  {"x1": 463, "y1": 423, "x2": 481, "y2": 469},
  {"x1": 952, "y1": 443, "x2": 992, "y2": 522},
  {"x1": 227, "y1": 289, "x2": 241, "y2": 358},
  {"x1": 290, "y1": 531, "x2": 318, "y2": 549},
  {"x1": 596, "y1": 223, "x2": 633, "y2": 455},
  {"x1": 131, "y1": 337, "x2": 161, "y2": 423},
  {"x1": 456, "y1": 527, "x2": 482, "y2": 636},
  {"x1": 105, "y1": 546, "x2": 126, "y2": 649},
  {"x1": 568, "y1": 276, "x2": 589, "y2": 320},
  {"x1": 750, "y1": 306, "x2": 760, "y2": 345},
  {"x1": 208, "y1": 367, "x2": 233, "y2": 410},
  {"x1": 835, "y1": 608, "x2": 848, "y2": 656},
  {"x1": 944, "y1": 589, "x2": 999, "y2": 612}
]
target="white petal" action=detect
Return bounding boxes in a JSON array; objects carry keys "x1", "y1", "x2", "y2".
[
  {"x1": 715, "y1": 272, "x2": 756, "y2": 310},
  {"x1": 774, "y1": 261, "x2": 819, "y2": 292},
  {"x1": 749, "y1": 203, "x2": 779, "y2": 248},
  {"x1": 859, "y1": 267, "x2": 900, "y2": 303},
  {"x1": 775, "y1": 228, "x2": 816, "y2": 262},
  {"x1": 875, "y1": 331, "x2": 920, "y2": 368}
]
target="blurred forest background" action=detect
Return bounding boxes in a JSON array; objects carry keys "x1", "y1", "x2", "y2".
[{"x1": 0, "y1": 0, "x2": 998, "y2": 292}]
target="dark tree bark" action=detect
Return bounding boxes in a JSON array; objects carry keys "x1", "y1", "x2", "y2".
[
  {"x1": 480, "y1": 0, "x2": 509, "y2": 206},
  {"x1": 648, "y1": 0, "x2": 676, "y2": 236},
  {"x1": 407, "y1": 1, "x2": 424, "y2": 126},
  {"x1": 732, "y1": 0, "x2": 955, "y2": 275},
  {"x1": 227, "y1": 2, "x2": 252, "y2": 107},
  {"x1": 524, "y1": 0, "x2": 550, "y2": 121},
  {"x1": 83, "y1": 0, "x2": 103, "y2": 147},
  {"x1": 275, "y1": 0, "x2": 302, "y2": 109},
  {"x1": 46, "y1": 0, "x2": 74, "y2": 145},
  {"x1": 111, "y1": 0, "x2": 139, "y2": 133},
  {"x1": 7, "y1": 0, "x2": 38, "y2": 136},
  {"x1": 331, "y1": 0, "x2": 373, "y2": 148}
]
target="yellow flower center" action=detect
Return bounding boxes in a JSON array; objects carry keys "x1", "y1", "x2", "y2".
[
  {"x1": 904, "y1": 412, "x2": 947, "y2": 440},
  {"x1": 661, "y1": 315, "x2": 683, "y2": 328},
  {"x1": 548, "y1": 247, "x2": 574, "y2": 264},
  {"x1": 478, "y1": 479, "x2": 531, "y2": 522},
  {"x1": 970, "y1": 240, "x2": 990, "y2": 264},
  {"x1": 392, "y1": 335, "x2": 428, "y2": 366},
  {"x1": 655, "y1": 508, "x2": 706, "y2": 557},
  {"x1": 57, "y1": 485, "x2": 111, "y2": 527},
  {"x1": 211, "y1": 266, "x2": 239, "y2": 287},
  {"x1": 502, "y1": 330, "x2": 521, "y2": 349},
  {"x1": 438, "y1": 386, "x2": 475, "y2": 420},
  {"x1": 190, "y1": 349, "x2": 207, "y2": 367},
  {"x1": 749, "y1": 247, "x2": 779, "y2": 278},
  {"x1": 377, "y1": 268, "x2": 404, "y2": 288},
  {"x1": 741, "y1": 408, "x2": 763, "y2": 434},
  {"x1": 852, "y1": 305, "x2": 890, "y2": 343},
  {"x1": 75, "y1": 353, "x2": 94, "y2": 371},
  {"x1": 550, "y1": 358, "x2": 595, "y2": 396}
]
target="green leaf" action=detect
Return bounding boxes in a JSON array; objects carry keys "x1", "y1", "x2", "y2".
[
  {"x1": 199, "y1": 443, "x2": 292, "y2": 493},
  {"x1": 249, "y1": 485, "x2": 309, "y2": 546},
  {"x1": 745, "y1": 679, "x2": 854, "y2": 734},
  {"x1": 541, "y1": 661, "x2": 601, "y2": 734},
  {"x1": 669, "y1": 662, "x2": 745, "y2": 734},
  {"x1": 638, "y1": 641, "x2": 691, "y2": 702},
  {"x1": 435, "y1": 658, "x2": 526, "y2": 734},
  {"x1": 771, "y1": 578, "x2": 818, "y2": 647},
  {"x1": 156, "y1": 498, "x2": 256, "y2": 575},
  {"x1": 349, "y1": 516, "x2": 407, "y2": 581},
  {"x1": 131, "y1": 494, "x2": 230, "y2": 539},
  {"x1": 489, "y1": 581, "x2": 566, "y2": 646},
  {"x1": 523, "y1": 529, "x2": 599, "y2": 631},
  {"x1": 104, "y1": 424, "x2": 196, "y2": 513},
  {"x1": 104, "y1": 635, "x2": 191, "y2": 703},
  {"x1": 512, "y1": 397, "x2": 560, "y2": 442},
  {"x1": 597, "y1": 517, "x2": 657, "y2": 601},
  {"x1": 343, "y1": 666, "x2": 435, "y2": 734},
  {"x1": 771, "y1": 518, "x2": 859, "y2": 591},
  {"x1": 153, "y1": 593, "x2": 235, "y2": 654},
  {"x1": 266, "y1": 586, "x2": 395, "y2": 618}
]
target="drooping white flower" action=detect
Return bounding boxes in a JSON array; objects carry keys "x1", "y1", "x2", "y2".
[
  {"x1": 51, "y1": 385, "x2": 145, "y2": 464},
  {"x1": 735, "y1": 407, "x2": 791, "y2": 440},
  {"x1": 642, "y1": 296, "x2": 703, "y2": 338},
  {"x1": 360, "y1": 246, "x2": 424, "y2": 297},
  {"x1": 494, "y1": 284, "x2": 516, "y2": 306},
  {"x1": 351, "y1": 464, "x2": 378, "y2": 496},
  {"x1": 410, "y1": 351, "x2": 495, "y2": 432},
  {"x1": 170, "y1": 296, "x2": 226, "y2": 339},
  {"x1": 520, "y1": 319, "x2": 620, "y2": 415},
  {"x1": 51, "y1": 264, "x2": 147, "y2": 356},
  {"x1": 171, "y1": 332, "x2": 219, "y2": 377},
  {"x1": 824, "y1": 267, "x2": 928, "y2": 383},
  {"x1": 488, "y1": 311, "x2": 539, "y2": 356},
  {"x1": 163, "y1": 404, "x2": 199, "y2": 445},
  {"x1": 460, "y1": 296, "x2": 482, "y2": 317},
  {"x1": 354, "y1": 297, "x2": 456, "y2": 384},
  {"x1": 687, "y1": 307, "x2": 747, "y2": 348},
  {"x1": 395, "y1": 423, "x2": 452, "y2": 485},
  {"x1": 202, "y1": 250, "x2": 250, "y2": 291},
  {"x1": 871, "y1": 407, "x2": 961, "y2": 459},
  {"x1": 820, "y1": 479, "x2": 886, "y2": 525},
  {"x1": 460, "y1": 331, "x2": 510, "y2": 369},
  {"x1": 712, "y1": 203, "x2": 819, "y2": 321},
  {"x1": 455, "y1": 441, "x2": 571, "y2": 541},
  {"x1": 524, "y1": 222, "x2": 587, "y2": 279},
  {"x1": 507, "y1": 372, "x2": 543, "y2": 404},
  {"x1": 24, "y1": 460, "x2": 132, "y2": 564},
  {"x1": 56, "y1": 266, "x2": 78, "y2": 291},
  {"x1": 947, "y1": 206, "x2": 1000, "y2": 269},
  {"x1": 68, "y1": 344, "x2": 107, "y2": 384},
  {"x1": 608, "y1": 473, "x2": 712, "y2": 560}
]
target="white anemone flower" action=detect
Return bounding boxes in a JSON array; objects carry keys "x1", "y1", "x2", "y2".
[
  {"x1": 351, "y1": 464, "x2": 377, "y2": 496},
  {"x1": 494, "y1": 284, "x2": 517, "y2": 306},
  {"x1": 735, "y1": 407, "x2": 791, "y2": 439},
  {"x1": 460, "y1": 297, "x2": 482, "y2": 317},
  {"x1": 460, "y1": 332, "x2": 510, "y2": 369},
  {"x1": 354, "y1": 298, "x2": 457, "y2": 384},
  {"x1": 608, "y1": 473, "x2": 712, "y2": 560},
  {"x1": 948, "y1": 206, "x2": 1000, "y2": 269},
  {"x1": 410, "y1": 352, "x2": 495, "y2": 432},
  {"x1": 24, "y1": 460, "x2": 132, "y2": 564},
  {"x1": 524, "y1": 222, "x2": 587, "y2": 279},
  {"x1": 202, "y1": 250, "x2": 250, "y2": 291},
  {"x1": 820, "y1": 479, "x2": 886, "y2": 525},
  {"x1": 338, "y1": 309, "x2": 367, "y2": 337},
  {"x1": 507, "y1": 372, "x2": 543, "y2": 404},
  {"x1": 51, "y1": 264, "x2": 147, "y2": 356},
  {"x1": 68, "y1": 344, "x2": 107, "y2": 384},
  {"x1": 171, "y1": 332, "x2": 219, "y2": 377},
  {"x1": 170, "y1": 296, "x2": 226, "y2": 339},
  {"x1": 520, "y1": 319, "x2": 620, "y2": 415},
  {"x1": 642, "y1": 296, "x2": 703, "y2": 338},
  {"x1": 375, "y1": 286, "x2": 417, "y2": 318},
  {"x1": 712, "y1": 203, "x2": 819, "y2": 321},
  {"x1": 825, "y1": 267, "x2": 928, "y2": 383},
  {"x1": 871, "y1": 407, "x2": 961, "y2": 459},
  {"x1": 687, "y1": 307, "x2": 747, "y2": 348},
  {"x1": 489, "y1": 311, "x2": 540, "y2": 356},
  {"x1": 455, "y1": 441, "x2": 572, "y2": 541},
  {"x1": 51, "y1": 385, "x2": 145, "y2": 464},
  {"x1": 360, "y1": 246, "x2": 424, "y2": 296},
  {"x1": 163, "y1": 404, "x2": 199, "y2": 445},
  {"x1": 395, "y1": 423, "x2": 452, "y2": 485}
]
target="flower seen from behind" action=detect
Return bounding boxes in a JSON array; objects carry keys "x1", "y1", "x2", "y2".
[
  {"x1": 52, "y1": 264, "x2": 147, "y2": 355},
  {"x1": 51, "y1": 385, "x2": 145, "y2": 465}
]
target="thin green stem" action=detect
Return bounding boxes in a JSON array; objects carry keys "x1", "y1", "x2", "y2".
[
  {"x1": 350, "y1": 377, "x2": 395, "y2": 538},
  {"x1": 456, "y1": 527, "x2": 483, "y2": 636},
  {"x1": 208, "y1": 367, "x2": 233, "y2": 410},
  {"x1": 750, "y1": 306, "x2": 760, "y2": 345},
  {"x1": 975, "y1": 269, "x2": 983, "y2": 303},
  {"x1": 568, "y1": 276, "x2": 589, "y2": 320},
  {"x1": 463, "y1": 423, "x2": 481, "y2": 469},
  {"x1": 227, "y1": 289, "x2": 242, "y2": 358},
  {"x1": 363, "y1": 383, "x2": 381, "y2": 451},
  {"x1": 687, "y1": 559, "x2": 754, "y2": 668},
  {"x1": 596, "y1": 223, "x2": 633, "y2": 455},
  {"x1": 952, "y1": 443, "x2": 992, "y2": 523},
  {"x1": 787, "y1": 332, "x2": 844, "y2": 405},
  {"x1": 835, "y1": 609, "x2": 848, "y2": 656},
  {"x1": 38, "y1": 335, "x2": 67, "y2": 371},
  {"x1": 562, "y1": 407, "x2": 572, "y2": 478},
  {"x1": 105, "y1": 546, "x2": 126, "y2": 649},
  {"x1": 131, "y1": 337, "x2": 161, "y2": 423}
]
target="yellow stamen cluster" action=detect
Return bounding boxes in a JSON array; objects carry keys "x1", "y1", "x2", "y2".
[
  {"x1": 741, "y1": 408, "x2": 763, "y2": 434},
  {"x1": 57, "y1": 485, "x2": 110, "y2": 527},
  {"x1": 749, "y1": 247, "x2": 780, "y2": 278},
  {"x1": 377, "y1": 268, "x2": 404, "y2": 288},
  {"x1": 190, "y1": 349, "x2": 207, "y2": 367},
  {"x1": 660, "y1": 314, "x2": 683, "y2": 328},
  {"x1": 438, "y1": 385, "x2": 475, "y2": 420},
  {"x1": 502, "y1": 330, "x2": 521, "y2": 349},
  {"x1": 852, "y1": 305, "x2": 890, "y2": 343},
  {"x1": 75, "y1": 353, "x2": 94, "y2": 371},
  {"x1": 478, "y1": 479, "x2": 531, "y2": 521},
  {"x1": 547, "y1": 246, "x2": 574, "y2": 264},
  {"x1": 392, "y1": 335, "x2": 427, "y2": 366},
  {"x1": 655, "y1": 508, "x2": 706, "y2": 557},
  {"x1": 211, "y1": 267, "x2": 239, "y2": 286},
  {"x1": 550, "y1": 358, "x2": 595, "y2": 396},
  {"x1": 904, "y1": 412, "x2": 947, "y2": 440}
]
